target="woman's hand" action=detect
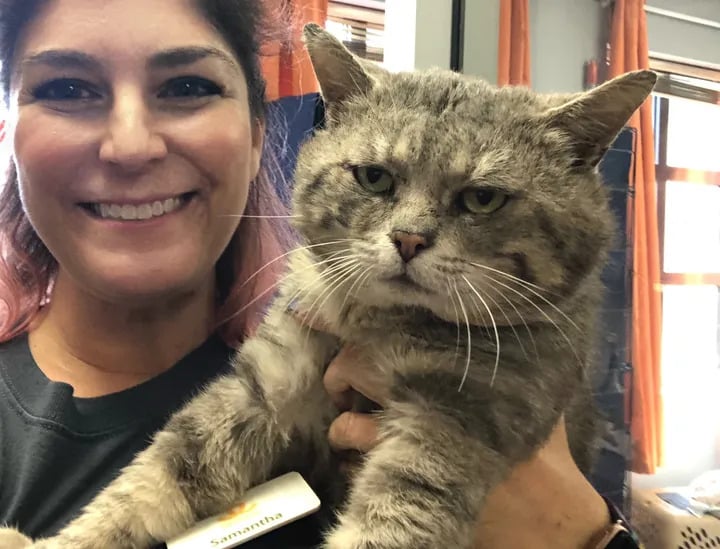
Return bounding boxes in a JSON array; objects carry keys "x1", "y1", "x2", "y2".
[
  {"x1": 323, "y1": 344, "x2": 611, "y2": 549},
  {"x1": 324, "y1": 345, "x2": 388, "y2": 457}
]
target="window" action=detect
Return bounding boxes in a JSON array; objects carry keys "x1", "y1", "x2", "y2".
[
  {"x1": 651, "y1": 67, "x2": 720, "y2": 472},
  {"x1": 326, "y1": 0, "x2": 385, "y2": 63}
]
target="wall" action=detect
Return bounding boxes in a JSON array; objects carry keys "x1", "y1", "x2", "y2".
[
  {"x1": 463, "y1": 0, "x2": 719, "y2": 90},
  {"x1": 463, "y1": 0, "x2": 605, "y2": 92},
  {"x1": 645, "y1": 0, "x2": 720, "y2": 66},
  {"x1": 462, "y1": 0, "x2": 500, "y2": 82},
  {"x1": 528, "y1": 0, "x2": 605, "y2": 92},
  {"x1": 384, "y1": 0, "x2": 453, "y2": 72}
]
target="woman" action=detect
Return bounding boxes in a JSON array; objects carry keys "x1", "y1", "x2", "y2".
[{"x1": 0, "y1": 0, "x2": 626, "y2": 547}]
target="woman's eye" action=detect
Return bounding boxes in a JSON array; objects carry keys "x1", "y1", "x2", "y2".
[
  {"x1": 160, "y1": 77, "x2": 223, "y2": 99},
  {"x1": 32, "y1": 79, "x2": 100, "y2": 101}
]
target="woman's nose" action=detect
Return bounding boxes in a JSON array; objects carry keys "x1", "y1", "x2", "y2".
[{"x1": 98, "y1": 88, "x2": 167, "y2": 171}]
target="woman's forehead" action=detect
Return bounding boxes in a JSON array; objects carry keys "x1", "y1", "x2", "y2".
[{"x1": 16, "y1": 0, "x2": 233, "y2": 63}]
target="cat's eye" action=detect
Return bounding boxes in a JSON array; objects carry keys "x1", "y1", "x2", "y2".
[
  {"x1": 459, "y1": 188, "x2": 508, "y2": 214},
  {"x1": 352, "y1": 166, "x2": 394, "y2": 194}
]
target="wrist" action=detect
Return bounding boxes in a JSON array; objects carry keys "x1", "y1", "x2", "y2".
[{"x1": 585, "y1": 497, "x2": 642, "y2": 549}]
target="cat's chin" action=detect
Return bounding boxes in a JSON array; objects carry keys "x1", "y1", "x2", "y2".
[
  {"x1": 352, "y1": 284, "x2": 463, "y2": 322},
  {"x1": 382, "y1": 273, "x2": 433, "y2": 293}
]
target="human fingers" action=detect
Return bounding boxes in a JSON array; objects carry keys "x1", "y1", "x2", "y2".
[{"x1": 328, "y1": 411, "x2": 380, "y2": 453}]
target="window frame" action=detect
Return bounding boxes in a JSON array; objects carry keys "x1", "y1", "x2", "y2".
[{"x1": 651, "y1": 65, "x2": 720, "y2": 286}]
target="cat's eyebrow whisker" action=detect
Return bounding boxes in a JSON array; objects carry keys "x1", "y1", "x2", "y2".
[
  {"x1": 451, "y1": 280, "x2": 474, "y2": 392},
  {"x1": 469, "y1": 262, "x2": 580, "y2": 333},
  {"x1": 461, "y1": 275, "x2": 501, "y2": 389},
  {"x1": 480, "y1": 272, "x2": 584, "y2": 369}
]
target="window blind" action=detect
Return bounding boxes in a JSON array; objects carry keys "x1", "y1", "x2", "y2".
[{"x1": 326, "y1": 0, "x2": 385, "y2": 63}]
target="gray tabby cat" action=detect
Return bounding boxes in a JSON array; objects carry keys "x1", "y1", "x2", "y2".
[{"x1": 0, "y1": 23, "x2": 656, "y2": 549}]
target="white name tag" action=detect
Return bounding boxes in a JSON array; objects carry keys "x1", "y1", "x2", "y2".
[{"x1": 165, "y1": 472, "x2": 321, "y2": 549}]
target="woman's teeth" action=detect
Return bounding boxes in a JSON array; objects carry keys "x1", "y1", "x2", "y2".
[{"x1": 91, "y1": 197, "x2": 184, "y2": 220}]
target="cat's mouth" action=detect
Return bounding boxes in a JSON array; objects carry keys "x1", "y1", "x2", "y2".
[{"x1": 385, "y1": 273, "x2": 430, "y2": 292}]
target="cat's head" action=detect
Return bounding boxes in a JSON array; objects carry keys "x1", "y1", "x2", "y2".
[{"x1": 291, "y1": 24, "x2": 655, "y2": 325}]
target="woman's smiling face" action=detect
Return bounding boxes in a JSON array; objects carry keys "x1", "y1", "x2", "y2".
[{"x1": 8, "y1": 0, "x2": 264, "y2": 304}]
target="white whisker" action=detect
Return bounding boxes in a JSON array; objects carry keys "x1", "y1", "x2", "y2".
[
  {"x1": 283, "y1": 254, "x2": 362, "y2": 311},
  {"x1": 339, "y1": 264, "x2": 375, "y2": 313},
  {"x1": 480, "y1": 272, "x2": 583, "y2": 368},
  {"x1": 461, "y1": 275, "x2": 501, "y2": 388},
  {"x1": 240, "y1": 239, "x2": 360, "y2": 289},
  {"x1": 350, "y1": 266, "x2": 376, "y2": 300},
  {"x1": 468, "y1": 261, "x2": 557, "y2": 296},
  {"x1": 445, "y1": 278, "x2": 462, "y2": 371},
  {"x1": 469, "y1": 262, "x2": 580, "y2": 332},
  {"x1": 301, "y1": 260, "x2": 362, "y2": 339},
  {"x1": 475, "y1": 283, "x2": 529, "y2": 360},
  {"x1": 219, "y1": 214, "x2": 301, "y2": 219},
  {"x1": 452, "y1": 280, "x2": 474, "y2": 392},
  {"x1": 484, "y1": 283, "x2": 538, "y2": 360},
  {"x1": 218, "y1": 251, "x2": 361, "y2": 326}
]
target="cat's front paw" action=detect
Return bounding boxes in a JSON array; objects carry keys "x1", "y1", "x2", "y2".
[
  {"x1": 323, "y1": 516, "x2": 472, "y2": 549},
  {"x1": 323, "y1": 523, "x2": 424, "y2": 549},
  {"x1": 322, "y1": 523, "x2": 372, "y2": 549},
  {"x1": 0, "y1": 527, "x2": 33, "y2": 549}
]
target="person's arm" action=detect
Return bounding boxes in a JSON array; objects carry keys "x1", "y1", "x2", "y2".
[
  {"x1": 473, "y1": 416, "x2": 610, "y2": 548},
  {"x1": 323, "y1": 345, "x2": 620, "y2": 549}
]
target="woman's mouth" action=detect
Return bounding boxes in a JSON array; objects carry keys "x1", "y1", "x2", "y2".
[{"x1": 80, "y1": 192, "x2": 197, "y2": 221}]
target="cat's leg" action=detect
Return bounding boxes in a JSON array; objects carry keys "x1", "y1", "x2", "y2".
[
  {"x1": 323, "y1": 375, "x2": 565, "y2": 549},
  {"x1": 31, "y1": 309, "x2": 339, "y2": 549}
]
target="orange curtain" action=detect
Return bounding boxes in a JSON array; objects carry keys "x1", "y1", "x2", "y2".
[
  {"x1": 497, "y1": 0, "x2": 531, "y2": 86},
  {"x1": 261, "y1": 0, "x2": 328, "y2": 102},
  {"x1": 609, "y1": 0, "x2": 663, "y2": 474}
]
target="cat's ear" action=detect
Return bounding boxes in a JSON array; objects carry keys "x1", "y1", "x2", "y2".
[
  {"x1": 302, "y1": 23, "x2": 383, "y2": 105},
  {"x1": 543, "y1": 70, "x2": 657, "y2": 168}
]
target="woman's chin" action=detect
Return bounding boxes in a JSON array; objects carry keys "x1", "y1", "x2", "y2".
[{"x1": 58, "y1": 266, "x2": 213, "y2": 310}]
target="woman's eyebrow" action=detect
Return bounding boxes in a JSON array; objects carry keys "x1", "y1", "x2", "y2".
[
  {"x1": 147, "y1": 46, "x2": 240, "y2": 74},
  {"x1": 19, "y1": 49, "x2": 103, "y2": 74},
  {"x1": 17, "y1": 46, "x2": 240, "y2": 76}
]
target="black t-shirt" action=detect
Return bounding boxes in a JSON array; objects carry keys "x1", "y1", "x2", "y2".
[{"x1": 0, "y1": 334, "x2": 322, "y2": 548}]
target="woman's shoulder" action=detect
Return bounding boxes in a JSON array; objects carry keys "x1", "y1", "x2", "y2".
[
  {"x1": 0, "y1": 333, "x2": 238, "y2": 539},
  {"x1": 0, "y1": 332, "x2": 235, "y2": 436}
]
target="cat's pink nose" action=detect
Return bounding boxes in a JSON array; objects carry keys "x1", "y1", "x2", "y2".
[{"x1": 391, "y1": 231, "x2": 430, "y2": 262}]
